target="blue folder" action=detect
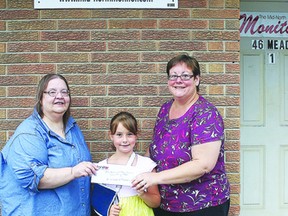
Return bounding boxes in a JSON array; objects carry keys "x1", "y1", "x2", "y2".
[{"x1": 91, "y1": 183, "x2": 119, "y2": 216}]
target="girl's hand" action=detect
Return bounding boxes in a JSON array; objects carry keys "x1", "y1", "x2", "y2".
[{"x1": 109, "y1": 204, "x2": 121, "y2": 216}]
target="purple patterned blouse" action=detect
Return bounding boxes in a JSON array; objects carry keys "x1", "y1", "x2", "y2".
[{"x1": 149, "y1": 96, "x2": 230, "y2": 212}]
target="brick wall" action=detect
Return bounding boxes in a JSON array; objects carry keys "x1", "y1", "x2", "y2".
[{"x1": 0, "y1": 0, "x2": 240, "y2": 215}]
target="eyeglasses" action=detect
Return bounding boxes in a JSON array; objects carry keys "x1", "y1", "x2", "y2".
[
  {"x1": 168, "y1": 74, "x2": 194, "y2": 81},
  {"x1": 43, "y1": 89, "x2": 70, "y2": 97}
]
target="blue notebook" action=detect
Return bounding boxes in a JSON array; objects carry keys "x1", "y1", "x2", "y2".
[{"x1": 91, "y1": 183, "x2": 119, "y2": 216}]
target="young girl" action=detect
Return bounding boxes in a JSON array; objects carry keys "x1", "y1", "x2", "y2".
[{"x1": 97, "y1": 111, "x2": 160, "y2": 216}]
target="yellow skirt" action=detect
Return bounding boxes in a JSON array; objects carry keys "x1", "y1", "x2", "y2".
[{"x1": 119, "y1": 195, "x2": 154, "y2": 216}]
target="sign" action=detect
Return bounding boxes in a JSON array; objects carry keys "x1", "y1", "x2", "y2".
[
  {"x1": 251, "y1": 39, "x2": 288, "y2": 50},
  {"x1": 268, "y1": 53, "x2": 275, "y2": 64},
  {"x1": 240, "y1": 12, "x2": 288, "y2": 37},
  {"x1": 91, "y1": 164, "x2": 144, "y2": 186},
  {"x1": 34, "y1": 0, "x2": 178, "y2": 9}
]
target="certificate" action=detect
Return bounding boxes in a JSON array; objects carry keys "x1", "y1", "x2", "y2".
[{"x1": 91, "y1": 164, "x2": 145, "y2": 186}]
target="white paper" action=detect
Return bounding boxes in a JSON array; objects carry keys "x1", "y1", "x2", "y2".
[{"x1": 91, "y1": 164, "x2": 144, "y2": 186}]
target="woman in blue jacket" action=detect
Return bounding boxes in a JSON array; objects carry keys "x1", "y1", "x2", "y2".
[{"x1": 0, "y1": 74, "x2": 97, "y2": 216}]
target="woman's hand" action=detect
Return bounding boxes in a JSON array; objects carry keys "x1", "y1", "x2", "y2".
[
  {"x1": 39, "y1": 161, "x2": 98, "y2": 189},
  {"x1": 71, "y1": 161, "x2": 98, "y2": 178},
  {"x1": 132, "y1": 172, "x2": 158, "y2": 193},
  {"x1": 132, "y1": 169, "x2": 161, "y2": 208}
]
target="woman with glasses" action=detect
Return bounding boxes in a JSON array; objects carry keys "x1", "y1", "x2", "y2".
[
  {"x1": 132, "y1": 55, "x2": 230, "y2": 216},
  {"x1": 0, "y1": 74, "x2": 97, "y2": 216}
]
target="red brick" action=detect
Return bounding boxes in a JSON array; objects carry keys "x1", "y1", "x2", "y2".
[
  {"x1": 0, "y1": 75, "x2": 38, "y2": 86},
  {"x1": 226, "y1": 108, "x2": 240, "y2": 118},
  {"x1": 225, "y1": 140, "x2": 240, "y2": 151},
  {"x1": 160, "y1": 20, "x2": 208, "y2": 29},
  {"x1": 41, "y1": 53, "x2": 89, "y2": 63},
  {"x1": 179, "y1": 0, "x2": 207, "y2": 8},
  {"x1": 194, "y1": 52, "x2": 239, "y2": 62},
  {"x1": 143, "y1": 9, "x2": 190, "y2": 18},
  {"x1": 0, "y1": 10, "x2": 38, "y2": 20},
  {"x1": 8, "y1": 42, "x2": 56, "y2": 52},
  {"x1": 109, "y1": 20, "x2": 157, "y2": 29},
  {"x1": 91, "y1": 74, "x2": 140, "y2": 85},
  {"x1": 8, "y1": 20, "x2": 56, "y2": 30},
  {"x1": 41, "y1": 31, "x2": 90, "y2": 41},
  {"x1": 206, "y1": 96, "x2": 239, "y2": 106},
  {"x1": 91, "y1": 119, "x2": 110, "y2": 130},
  {"x1": 91, "y1": 97, "x2": 140, "y2": 107},
  {"x1": 7, "y1": 108, "x2": 33, "y2": 119},
  {"x1": 142, "y1": 74, "x2": 167, "y2": 85},
  {"x1": 142, "y1": 96, "x2": 169, "y2": 107},
  {"x1": 208, "y1": 42, "x2": 223, "y2": 51},
  {"x1": 0, "y1": 98, "x2": 35, "y2": 108},
  {"x1": 7, "y1": 1, "x2": 33, "y2": 9},
  {"x1": 58, "y1": 20, "x2": 106, "y2": 30},
  {"x1": 7, "y1": 86, "x2": 37, "y2": 97},
  {"x1": 210, "y1": 0, "x2": 224, "y2": 8},
  {"x1": 226, "y1": 0, "x2": 240, "y2": 8},
  {"x1": 108, "y1": 108, "x2": 159, "y2": 119},
  {"x1": 226, "y1": 63, "x2": 240, "y2": 73},
  {"x1": 0, "y1": 20, "x2": 5, "y2": 30},
  {"x1": 208, "y1": 85, "x2": 224, "y2": 95},
  {"x1": 108, "y1": 63, "x2": 157, "y2": 74},
  {"x1": 201, "y1": 74, "x2": 240, "y2": 84},
  {"x1": 225, "y1": 162, "x2": 240, "y2": 173},
  {"x1": 71, "y1": 97, "x2": 90, "y2": 107},
  {"x1": 92, "y1": 30, "x2": 141, "y2": 40},
  {"x1": 108, "y1": 86, "x2": 157, "y2": 96},
  {"x1": 192, "y1": 31, "x2": 239, "y2": 41},
  {"x1": 8, "y1": 64, "x2": 56, "y2": 75},
  {"x1": 0, "y1": 32, "x2": 38, "y2": 41},
  {"x1": 141, "y1": 119, "x2": 156, "y2": 129},
  {"x1": 0, "y1": 86, "x2": 5, "y2": 96},
  {"x1": 230, "y1": 184, "x2": 240, "y2": 194},
  {"x1": 58, "y1": 42, "x2": 106, "y2": 52},
  {"x1": 70, "y1": 86, "x2": 106, "y2": 96},
  {"x1": 41, "y1": 10, "x2": 91, "y2": 19},
  {"x1": 142, "y1": 30, "x2": 190, "y2": 40},
  {"x1": 142, "y1": 52, "x2": 180, "y2": 63},
  {"x1": 159, "y1": 41, "x2": 206, "y2": 51},
  {"x1": 108, "y1": 41, "x2": 156, "y2": 51},
  {"x1": 226, "y1": 42, "x2": 240, "y2": 51},
  {"x1": 0, "y1": 119, "x2": 22, "y2": 130},
  {"x1": 209, "y1": 20, "x2": 225, "y2": 29},
  {"x1": 71, "y1": 108, "x2": 106, "y2": 118},
  {"x1": 76, "y1": 119, "x2": 89, "y2": 130},
  {"x1": 0, "y1": 53, "x2": 39, "y2": 64},
  {"x1": 226, "y1": 20, "x2": 240, "y2": 30},
  {"x1": 225, "y1": 129, "x2": 240, "y2": 141},
  {"x1": 64, "y1": 74, "x2": 90, "y2": 85},
  {"x1": 224, "y1": 118, "x2": 240, "y2": 129},
  {"x1": 91, "y1": 53, "x2": 139, "y2": 62},
  {"x1": 192, "y1": 9, "x2": 239, "y2": 19},
  {"x1": 226, "y1": 85, "x2": 240, "y2": 95},
  {"x1": 92, "y1": 10, "x2": 140, "y2": 18},
  {"x1": 58, "y1": 64, "x2": 106, "y2": 74},
  {"x1": 0, "y1": 42, "x2": 5, "y2": 52},
  {"x1": 83, "y1": 130, "x2": 107, "y2": 141},
  {"x1": 0, "y1": 1, "x2": 6, "y2": 8},
  {"x1": 226, "y1": 151, "x2": 240, "y2": 162}
]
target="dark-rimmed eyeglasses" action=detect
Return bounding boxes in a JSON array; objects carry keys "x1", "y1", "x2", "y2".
[
  {"x1": 168, "y1": 74, "x2": 194, "y2": 81},
  {"x1": 43, "y1": 89, "x2": 70, "y2": 97}
]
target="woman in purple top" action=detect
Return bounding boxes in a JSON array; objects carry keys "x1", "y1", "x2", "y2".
[{"x1": 132, "y1": 54, "x2": 230, "y2": 216}]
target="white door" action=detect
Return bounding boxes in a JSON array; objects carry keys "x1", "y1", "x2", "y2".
[
  {"x1": 240, "y1": 1, "x2": 288, "y2": 216},
  {"x1": 240, "y1": 37, "x2": 288, "y2": 216}
]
